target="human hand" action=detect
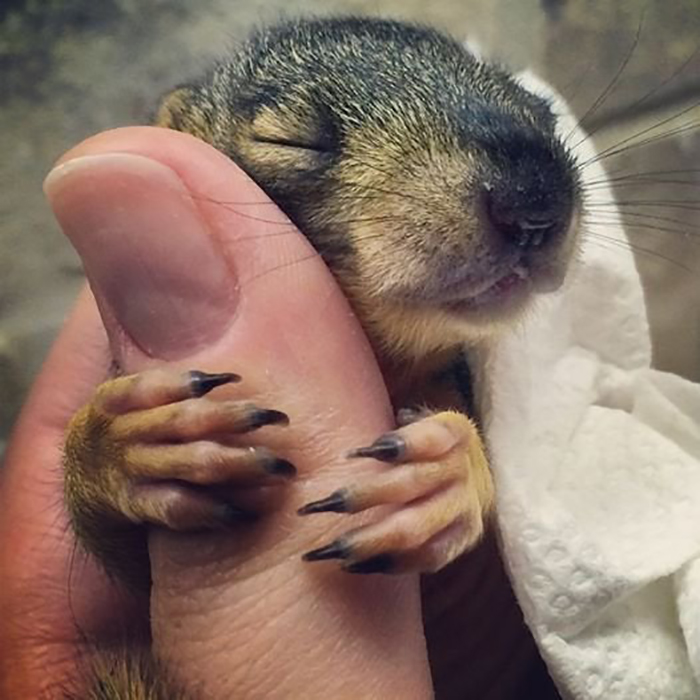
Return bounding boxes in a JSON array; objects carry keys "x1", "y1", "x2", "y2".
[{"x1": 0, "y1": 127, "x2": 432, "y2": 699}]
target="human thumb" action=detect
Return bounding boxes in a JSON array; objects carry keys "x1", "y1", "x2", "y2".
[{"x1": 44, "y1": 127, "x2": 430, "y2": 699}]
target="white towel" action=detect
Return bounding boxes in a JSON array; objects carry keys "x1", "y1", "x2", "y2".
[{"x1": 488, "y1": 72, "x2": 700, "y2": 699}]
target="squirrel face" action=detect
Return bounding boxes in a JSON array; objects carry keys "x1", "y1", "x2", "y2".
[{"x1": 159, "y1": 18, "x2": 582, "y2": 358}]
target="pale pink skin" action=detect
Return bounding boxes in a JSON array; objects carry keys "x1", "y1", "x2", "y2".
[{"x1": 0, "y1": 128, "x2": 433, "y2": 699}]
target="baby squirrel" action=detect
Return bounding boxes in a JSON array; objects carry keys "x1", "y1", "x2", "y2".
[{"x1": 63, "y1": 16, "x2": 581, "y2": 699}]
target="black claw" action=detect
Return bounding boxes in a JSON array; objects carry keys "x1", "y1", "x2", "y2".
[
  {"x1": 263, "y1": 457, "x2": 297, "y2": 479},
  {"x1": 297, "y1": 489, "x2": 349, "y2": 515},
  {"x1": 343, "y1": 554, "x2": 395, "y2": 575},
  {"x1": 302, "y1": 538, "x2": 352, "y2": 562},
  {"x1": 189, "y1": 370, "x2": 240, "y2": 397},
  {"x1": 247, "y1": 408, "x2": 290, "y2": 430},
  {"x1": 347, "y1": 433, "x2": 406, "y2": 462}
]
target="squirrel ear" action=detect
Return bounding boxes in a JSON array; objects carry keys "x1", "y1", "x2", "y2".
[{"x1": 155, "y1": 85, "x2": 213, "y2": 142}]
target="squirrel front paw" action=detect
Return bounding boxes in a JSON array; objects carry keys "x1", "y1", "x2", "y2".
[
  {"x1": 299, "y1": 410, "x2": 494, "y2": 574},
  {"x1": 64, "y1": 368, "x2": 294, "y2": 586}
]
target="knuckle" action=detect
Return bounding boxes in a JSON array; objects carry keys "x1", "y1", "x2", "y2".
[
  {"x1": 192, "y1": 443, "x2": 226, "y2": 481},
  {"x1": 159, "y1": 499, "x2": 184, "y2": 528},
  {"x1": 191, "y1": 440, "x2": 218, "y2": 464},
  {"x1": 173, "y1": 401, "x2": 206, "y2": 437},
  {"x1": 94, "y1": 380, "x2": 119, "y2": 411},
  {"x1": 391, "y1": 518, "x2": 423, "y2": 551}
]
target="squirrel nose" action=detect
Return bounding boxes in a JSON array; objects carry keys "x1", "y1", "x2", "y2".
[{"x1": 485, "y1": 189, "x2": 567, "y2": 250}]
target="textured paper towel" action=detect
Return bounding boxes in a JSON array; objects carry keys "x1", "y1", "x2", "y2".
[{"x1": 487, "y1": 72, "x2": 700, "y2": 699}]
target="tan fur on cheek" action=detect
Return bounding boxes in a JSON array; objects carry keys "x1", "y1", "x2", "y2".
[{"x1": 338, "y1": 144, "x2": 485, "y2": 299}]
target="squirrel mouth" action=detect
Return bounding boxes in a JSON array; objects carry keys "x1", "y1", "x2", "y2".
[
  {"x1": 467, "y1": 265, "x2": 530, "y2": 306},
  {"x1": 440, "y1": 264, "x2": 532, "y2": 314}
]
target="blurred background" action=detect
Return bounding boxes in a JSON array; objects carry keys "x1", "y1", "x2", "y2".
[{"x1": 1, "y1": 0, "x2": 699, "y2": 450}]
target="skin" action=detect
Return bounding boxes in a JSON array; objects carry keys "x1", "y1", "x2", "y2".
[
  {"x1": 0, "y1": 288, "x2": 145, "y2": 699},
  {"x1": 0, "y1": 128, "x2": 433, "y2": 699}
]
